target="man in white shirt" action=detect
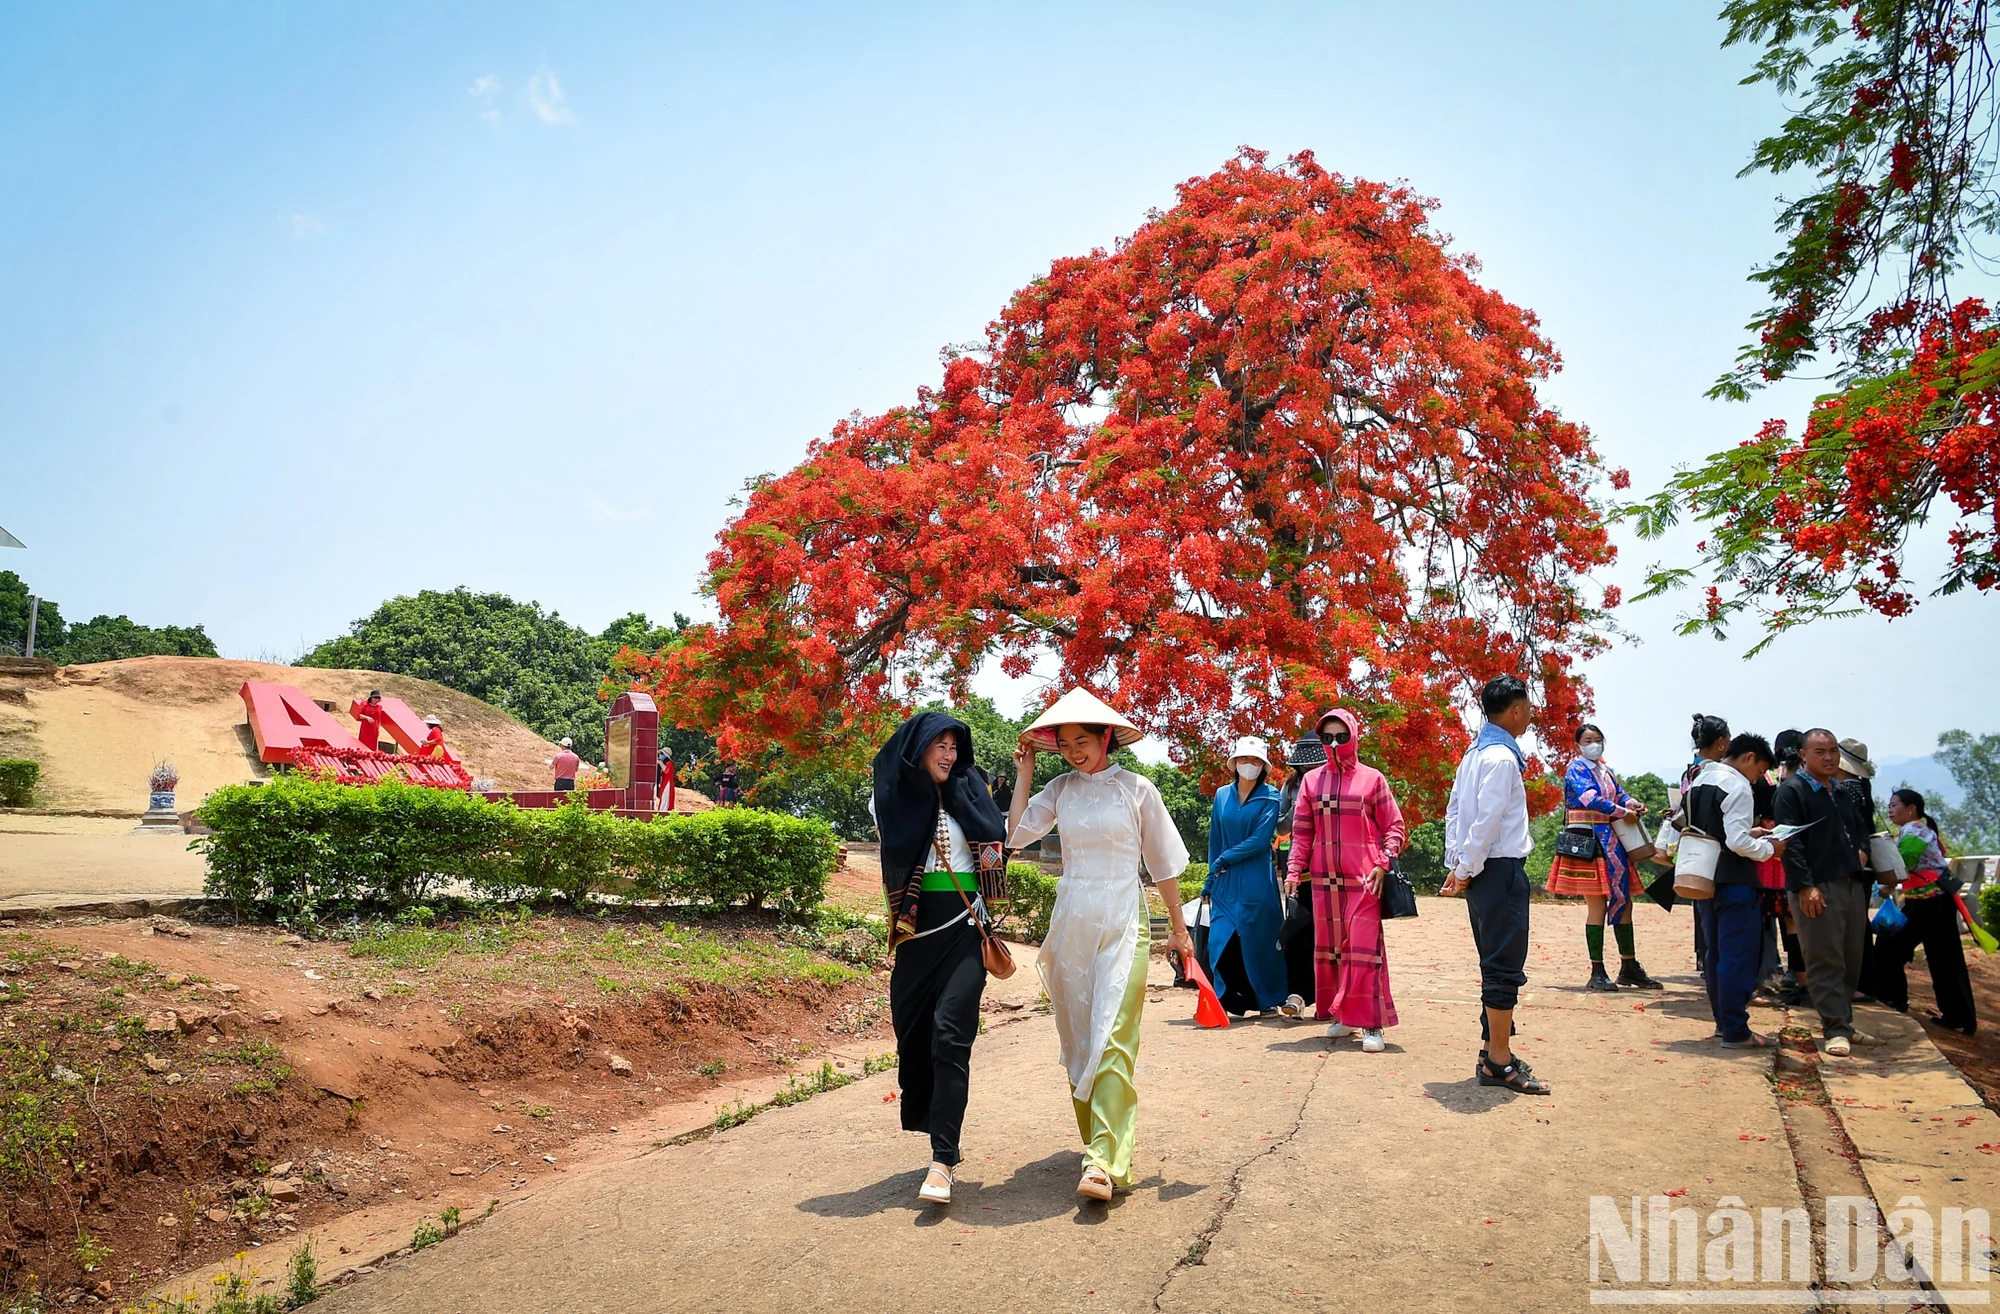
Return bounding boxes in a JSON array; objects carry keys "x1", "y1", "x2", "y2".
[{"x1": 1441, "y1": 675, "x2": 1546, "y2": 1094}]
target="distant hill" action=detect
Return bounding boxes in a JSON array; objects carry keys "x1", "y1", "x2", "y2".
[{"x1": 1876, "y1": 754, "x2": 1961, "y2": 805}]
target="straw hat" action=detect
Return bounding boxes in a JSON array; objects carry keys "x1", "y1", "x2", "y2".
[
  {"x1": 1227, "y1": 736, "x2": 1271, "y2": 767},
  {"x1": 1023, "y1": 687, "x2": 1143, "y2": 751},
  {"x1": 1837, "y1": 737, "x2": 1876, "y2": 779}
]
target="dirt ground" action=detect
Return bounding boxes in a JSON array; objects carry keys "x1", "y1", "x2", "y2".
[
  {"x1": 1905, "y1": 928, "x2": 2000, "y2": 1109},
  {"x1": 0, "y1": 906, "x2": 895, "y2": 1307},
  {"x1": 0, "y1": 656, "x2": 570, "y2": 814}
]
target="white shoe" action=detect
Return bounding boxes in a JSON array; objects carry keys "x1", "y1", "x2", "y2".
[
  {"x1": 918, "y1": 1164, "x2": 953, "y2": 1205},
  {"x1": 1325, "y1": 1022, "x2": 1355, "y2": 1039},
  {"x1": 1824, "y1": 1035, "x2": 1851, "y2": 1057},
  {"x1": 1279, "y1": 994, "x2": 1307, "y2": 1019},
  {"x1": 1361, "y1": 1029, "x2": 1386, "y2": 1053}
]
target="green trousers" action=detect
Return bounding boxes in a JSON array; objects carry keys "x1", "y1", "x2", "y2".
[{"x1": 1072, "y1": 920, "x2": 1150, "y2": 1188}]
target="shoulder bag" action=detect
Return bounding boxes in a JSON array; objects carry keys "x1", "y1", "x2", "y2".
[{"x1": 936, "y1": 814, "x2": 1016, "y2": 979}]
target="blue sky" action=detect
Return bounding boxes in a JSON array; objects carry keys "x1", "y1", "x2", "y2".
[{"x1": 2, "y1": 1, "x2": 1993, "y2": 780}]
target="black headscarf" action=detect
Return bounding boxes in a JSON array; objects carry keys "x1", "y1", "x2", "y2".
[{"x1": 872, "y1": 711, "x2": 1008, "y2": 892}]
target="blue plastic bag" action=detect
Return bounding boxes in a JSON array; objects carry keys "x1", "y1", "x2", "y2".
[{"x1": 1872, "y1": 897, "x2": 1907, "y2": 934}]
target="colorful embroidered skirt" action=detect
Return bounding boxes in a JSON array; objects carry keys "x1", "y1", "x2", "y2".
[{"x1": 1546, "y1": 810, "x2": 1610, "y2": 897}]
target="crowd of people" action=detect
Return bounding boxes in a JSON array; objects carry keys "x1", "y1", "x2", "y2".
[{"x1": 867, "y1": 677, "x2": 1983, "y2": 1208}]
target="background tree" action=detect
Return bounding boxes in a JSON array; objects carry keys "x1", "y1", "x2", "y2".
[
  {"x1": 1924, "y1": 727, "x2": 2000, "y2": 851},
  {"x1": 1632, "y1": 1, "x2": 2000, "y2": 649},
  {"x1": 1, "y1": 570, "x2": 216, "y2": 663},
  {"x1": 651, "y1": 151, "x2": 1618, "y2": 817}
]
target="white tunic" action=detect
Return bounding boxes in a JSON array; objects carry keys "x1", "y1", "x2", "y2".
[{"x1": 1008, "y1": 765, "x2": 1190, "y2": 1101}]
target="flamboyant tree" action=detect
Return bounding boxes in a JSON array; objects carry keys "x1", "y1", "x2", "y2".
[
  {"x1": 1634, "y1": 1, "x2": 2000, "y2": 647},
  {"x1": 638, "y1": 151, "x2": 1619, "y2": 814}
]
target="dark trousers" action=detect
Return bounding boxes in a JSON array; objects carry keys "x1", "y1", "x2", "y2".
[
  {"x1": 889, "y1": 894, "x2": 987, "y2": 1167},
  {"x1": 1696, "y1": 883, "x2": 1762, "y2": 1041},
  {"x1": 1874, "y1": 893, "x2": 1979, "y2": 1032},
  {"x1": 1795, "y1": 878, "x2": 1869, "y2": 1039},
  {"x1": 1464, "y1": 857, "x2": 1530, "y2": 1039}
]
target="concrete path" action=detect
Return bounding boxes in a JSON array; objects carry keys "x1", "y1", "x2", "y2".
[
  {"x1": 0, "y1": 816, "x2": 206, "y2": 910},
  {"x1": 306, "y1": 901, "x2": 1858, "y2": 1313}
]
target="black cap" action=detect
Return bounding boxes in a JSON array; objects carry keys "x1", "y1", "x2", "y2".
[
  {"x1": 368, "y1": 690, "x2": 380, "y2": 699},
  {"x1": 1285, "y1": 736, "x2": 1327, "y2": 768}
]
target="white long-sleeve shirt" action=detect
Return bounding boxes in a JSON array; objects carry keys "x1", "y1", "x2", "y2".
[{"x1": 1444, "y1": 742, "x2": 1531, "y2": 882}]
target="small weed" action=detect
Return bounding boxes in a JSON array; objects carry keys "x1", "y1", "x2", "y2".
[
  {"x1": 440, "y1": 1205, "x2": 462, "y2": 1236},
  {"x1": 862, "y1": 1052, "x2": 897, "y2": 1076},
  {"x1": 73, "y1": 1225, "x2": 111, "y2": 1271},
  {"x1": 713, "y1": 1100, "x2": 757, "y2": 1131},
  {"x1": 769, "y1": 1061, "x2": 853, "y2": 1109},
  {"x1": 592, "y1": 975, "x2": 626, "y2": 995},
  {"x1": 284, "y1": 1239, "x2": 319, "y2": 1306},
  {"x1": 250, "y1": 1160, "x2": 271, "y2": 1177},
  {"x1": 526, "y1": 1105, "x2": 553, "y2": 1120},
  {"x1": 410, "y1": 1217, "x2": 446, "y2": 1251},
  {"x1": 1181, "y1": 1238, "x2": 1210, "y2": 1266},
  {"x1": 696, "y1": 1059, "x2": 726, "y2": 1078}
]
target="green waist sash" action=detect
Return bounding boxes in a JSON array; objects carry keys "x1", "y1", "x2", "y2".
[{"x1": 920, "y1": 870, "x2": 977, "y2": 893}]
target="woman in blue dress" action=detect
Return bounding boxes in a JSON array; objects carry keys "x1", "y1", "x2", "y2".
[{"x1": 1204, "y1": 737, "x2": 1287, "y2": 1016}]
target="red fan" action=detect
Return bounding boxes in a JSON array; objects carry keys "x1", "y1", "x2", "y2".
[{"x1": 1178, "y1": 952, "x2": 1230, "y2": 1029}]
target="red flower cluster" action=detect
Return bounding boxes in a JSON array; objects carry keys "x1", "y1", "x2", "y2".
[{"x1": 637, "y1": 152, "x2": 1616, "y2": 815}]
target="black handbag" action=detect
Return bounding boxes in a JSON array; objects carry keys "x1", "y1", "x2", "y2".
[
  {"x1": 1380, "y1": 862, "x2": 1419, "y2": 920},
  {"x1": 1554, "y1": 827, "x2": 1601, "y2": 861}
]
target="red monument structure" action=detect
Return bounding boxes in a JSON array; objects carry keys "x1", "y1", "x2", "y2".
[{"x1": 238, "y1": 680, "x2": 665, "y2": 815}]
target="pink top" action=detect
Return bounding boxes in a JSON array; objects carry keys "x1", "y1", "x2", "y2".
[
  {"x1": 552, "y1": 750, "x2": 581, "y2": 781},
  {"x1": 1286, "y1": 759, "x2": 1407, "y2": 883}
]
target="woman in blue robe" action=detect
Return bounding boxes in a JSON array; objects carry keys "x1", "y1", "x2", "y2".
[{"x1": 1204, "y1": 737, "x2": 1286, "y2": 1015}]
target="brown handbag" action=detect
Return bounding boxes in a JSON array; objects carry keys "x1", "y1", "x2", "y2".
[{"x1": 935, "y1": 815, "x2": 1016, "y2": 979}]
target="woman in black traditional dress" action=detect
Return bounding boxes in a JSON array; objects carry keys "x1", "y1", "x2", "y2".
[{"x1": 872, "y1": 710, "x2": 1009, "y2": 1207}]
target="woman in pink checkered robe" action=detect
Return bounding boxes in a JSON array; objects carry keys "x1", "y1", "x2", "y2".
[{"x1": 1285, "y1": 709, "x2": 1407, "y2": 1037}]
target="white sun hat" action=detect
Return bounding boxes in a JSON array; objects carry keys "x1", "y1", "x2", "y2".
[
  {"x1": 1023, "y1": 687, "x2": 1144, "y2": 751},
  {"x1": 1227, "y1": 736, "x2": 1270, "y2": 767}
]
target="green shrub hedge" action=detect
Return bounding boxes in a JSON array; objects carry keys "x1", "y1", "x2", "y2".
[
  {"x1": 196, "y1": 776, "x2": 836, "y2": 920},
  {"x1": 0, "y1": 759, "x2": 36, "y2": 807},
  {"x1": 1980, "y1": 880, "x2": 1999, "y2": 937},
  {"x1": 1006, "y1": 863, "x2": 1056, "y2": 944}
]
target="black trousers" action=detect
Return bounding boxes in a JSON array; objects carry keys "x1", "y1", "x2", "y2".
[
  {"x1": 1464, "y1": 856, "x2": 1530, "y2": 1038},
  {"x1": 889, "y1": 891, "x2": 987, "y2": 1167},
  {"x1": 1873, "y1": 893, "x2": 1978, "y2": 1032}
]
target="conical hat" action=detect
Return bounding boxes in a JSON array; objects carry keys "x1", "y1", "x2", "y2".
[{"x1": 1023, "y1": 687, "x2": 1144, "y2": 751}]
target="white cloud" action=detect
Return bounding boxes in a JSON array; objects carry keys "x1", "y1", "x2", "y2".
[
  {"x1": 588, "y1": 500, "x2": 648, "y2": 525},
  {"x1": 468, "y1": 74, "x2": 500, "y2": 98},
  {"x1": 478, "y1": 109, "x2": 500, "y2": 125},
  {"x1": 287, "y1": 213, "x2": 326, "y2": 237},
  {"x1": 526, "y1": 69, "x2": 577, "y2": 126}
]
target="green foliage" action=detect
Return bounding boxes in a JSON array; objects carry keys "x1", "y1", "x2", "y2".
[
  {"x1": 284, "y1": 1240, "x2": 320, "y2": 1307},
  {"x1": 299, "y1": 589, "x2": 694, "y2": 761},
  {"x1": 1400, "y1": 819, "x2": 1447, "y2": 892},
  {"x1": 410, "y1": 1218, "x2": 446, "y2": 1251},
  {"x1": 0, "y1": 759, "x2": 37, "y2": 807},
  {"x1": 1131, "y1": 761, "x2": 1210, "y2": 855},
  {"x1": 54, "y1": 615, "x2": 217, "y2": 664},
  {"x1": 1980, "y1": 883, "x2": 2000, "y2": 936},
  {"x1": 1006, "y1": 862, "x2": 1057, "y2": 944},
  {"x1": 195, "y1": 775, "x2": 837, "y2": 920},
  {"x1": 0, "y1": 571, "x2": 62, "y2": 657},
  {"x1": 0, "y1": 569, "x2": 216, "y2": 663},
  {"x1": 1525, "y1": 808, "x2": 1565, "y2": 891},
  {"x1": 743, "y1": 757, "x2": 873, "y2": 840},
  {"x1": 1623, "y1": 773, "x2": 1671, "y2": 821},
  {"x1": 1934, "y1": 729, "x2": 2000, "y2": 854}
]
